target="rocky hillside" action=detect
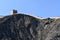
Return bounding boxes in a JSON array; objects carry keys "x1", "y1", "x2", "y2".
[{"x1": 0, "y1": 14, "x2": 60, "y2": 40}]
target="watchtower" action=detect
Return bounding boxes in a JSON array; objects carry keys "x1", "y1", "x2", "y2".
[{"x1": 10, "y1": 9, "x2": 18, "y2": 15}]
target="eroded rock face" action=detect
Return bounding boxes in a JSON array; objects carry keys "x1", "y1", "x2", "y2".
[{"x1": 0, "y1": 14, "x2": 60, "y2": 40}]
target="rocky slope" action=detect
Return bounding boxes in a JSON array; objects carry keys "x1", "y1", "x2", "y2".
[{"x1": 0, "y1": 14, "x2": 60, "y2": 40}]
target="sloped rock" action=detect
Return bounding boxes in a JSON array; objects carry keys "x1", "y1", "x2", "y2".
[{"x1": 0, "y1": 14, "x2": 60, "y2": 40}]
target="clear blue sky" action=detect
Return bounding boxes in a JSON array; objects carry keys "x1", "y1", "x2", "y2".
[{"x1": 0, "y1": 0, "x2": 60, "y2": 17}]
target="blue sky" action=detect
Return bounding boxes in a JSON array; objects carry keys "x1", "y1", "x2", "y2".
[{"x1": 0, "y1": 0, "x2": 60, "y2": 17}]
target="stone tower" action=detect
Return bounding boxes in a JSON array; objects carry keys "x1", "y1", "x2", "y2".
[{"x1": 10, "y1": 9, "x2": 18, "y2": 15}]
